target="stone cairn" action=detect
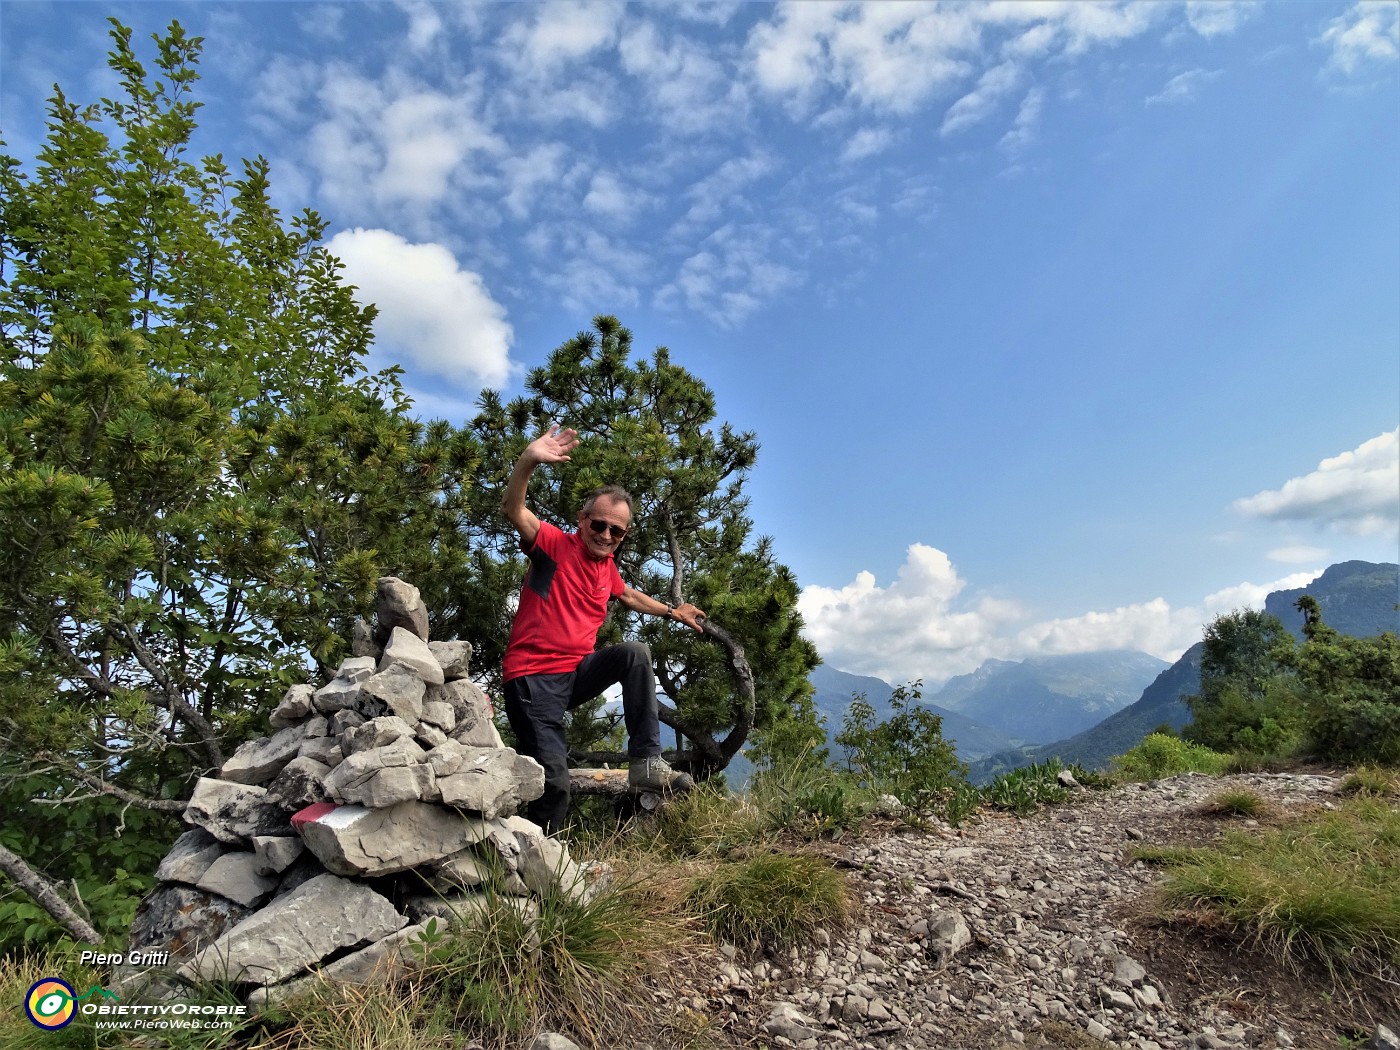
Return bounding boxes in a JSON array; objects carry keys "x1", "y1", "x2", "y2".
[{"x1": 123, "y1": 577, "x2": 605, "y2": 1006}]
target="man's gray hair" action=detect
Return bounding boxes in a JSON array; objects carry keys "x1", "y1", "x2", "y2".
[{"x1": 580, "y1": 484, "x2": 634, "y2": 516}]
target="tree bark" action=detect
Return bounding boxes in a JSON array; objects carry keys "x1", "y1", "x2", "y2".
[{"x1": 0, "y1": 843, "x2": 102, "y2": 944}]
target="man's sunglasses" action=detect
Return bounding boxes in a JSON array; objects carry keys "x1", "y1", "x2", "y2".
[{"x1": 585, "y1": 516, "x2": 628, "y2": 541}]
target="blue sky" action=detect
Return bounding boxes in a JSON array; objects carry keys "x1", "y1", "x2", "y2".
[{"x1": 3, "y1": 0, "x2": 1398, "y2": 686}]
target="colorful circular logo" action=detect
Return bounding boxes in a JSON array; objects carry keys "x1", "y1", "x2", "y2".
[{"x1": 25, "y1": 978, "x2": 76, "y2": 1029}]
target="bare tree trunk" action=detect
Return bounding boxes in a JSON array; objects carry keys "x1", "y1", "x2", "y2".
[{"x1": 0, "y1": 843, "x2": 101, "y2": 944}]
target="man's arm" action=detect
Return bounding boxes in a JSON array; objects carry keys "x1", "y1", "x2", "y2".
[
  {"x1": 618, "y1": 587, "x2": 706, "y2": 633},
  {"x1": 501, "y1": 424, "x2": 579, "y2": 548}
]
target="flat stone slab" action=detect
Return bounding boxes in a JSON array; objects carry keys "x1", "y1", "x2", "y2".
[
  {"x1": 246, "y1": 922, "x2": 429, "y2": 1006},
  {"x1": 179, "y1": 873, "x2": 406, "y2": 986},
  {"x1": 296, "y1": 800, "x2": 491, "y2": 877}
]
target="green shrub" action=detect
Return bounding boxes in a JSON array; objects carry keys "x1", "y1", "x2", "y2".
[
  {"x1": 835, "y1": 681, "x2": 968, "y2": 809},
  {"x1": 685, "y1": 851, "x2": 847, "y2": 950},
  {"x1": 1112, "y1": 733, "x2": 1230, "y2": 780}
]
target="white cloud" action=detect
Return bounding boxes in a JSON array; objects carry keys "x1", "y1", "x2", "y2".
[
  {"x1": 1000, "y1": 86, "x2": 1045, "y2": 153},
  {"x1": 582, "y1": 170, "x2": 651, "y2": 222},
  {"x1": 657, "y1": 223, "x2": 801, "y2": 325},
  {"x1": 675, "y1": 153, "x2": 775, "y2": 232},
  {"x1": 528, "y1": 222, "x2": 651, "y2": 313},
  {"x1": 1018, "y1": 571, "x2": 1323, "y2": 661},
  {"x1": 839, "y1": 126, "x2": 897, "y2": 162},
  {"x1": 500, "y1": 143, "x2": 574, "y2": 220},
  {"x1": 941, "y1": 61, "x2": 1021, "y2": 136},
  {"x1": 499, "y1": 1, "x2": 625, "y2": 76},
  {"x1": 1233, "y1": 428, "x2": 1400, "y2": 536},
  {"x1": 1318, "y1": 1, "x2": 1400, "y2": 77},
  {"x1": 800, "y1": 544, "x2": 1326, "y2": 684},
  {"x1": 294, "y1": 67, "x2": 502, "y2": 221},
  {"x1": 1145, "y1": 68, "x2": 1222, "y2": 106},
  {"x1": 618, "y1": 20, "x2": 749, "y2": 133},
  {"x1": 798, "y1": 544, "x2": 1023, "y2": 684},
  {"x1": 396, "y1": 0, "x2": 445, "y2": 52},
  {"x1": 328, "y1": 228, "x2": 516, "y2": 391},
  {"x1": 1185, "y1": 1, "x2": 1262, "y2": 39}
]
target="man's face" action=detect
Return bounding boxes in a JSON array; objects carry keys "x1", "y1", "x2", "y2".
[{"x1": 578, "y1": 495, "x2": 631, "y2": 559}]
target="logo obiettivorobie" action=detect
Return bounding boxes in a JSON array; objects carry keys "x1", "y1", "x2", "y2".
[{"x1": 24, "y1": 977, "x2": 77, "y2": 1029}]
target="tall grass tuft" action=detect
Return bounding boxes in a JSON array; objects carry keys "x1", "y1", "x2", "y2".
[
  {"x1": 1153, "y1": 794, "x2": 1400, "y2": 968},
  {"x1": 685, "y1": 850, "x2": 848, "y2": 951},
  {"x1": 1198, "y1": 788, "x2": 1271, "y2": 819},
  {"x1": 410, "y1": 876, "x2": 680, "y2": 1050}
]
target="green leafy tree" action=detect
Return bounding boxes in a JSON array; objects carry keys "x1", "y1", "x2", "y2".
[
  {"x1": 462, "y1": 317, "x2": 820, "y2": 778},
  {"x1": 0, "y1": 20, "x2": 482, "y2": 945},
  {"x1": 835, "y1": 681, "x2": 967, "y2": 808},
  {"x1": 1182, "y1": 609, "x2": 1303, "y2": 757},
  {"x1": 1287, "y1": 596, "x2": 1400, "y2": 765}
]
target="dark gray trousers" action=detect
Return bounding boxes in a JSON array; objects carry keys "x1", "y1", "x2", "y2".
[{"x1": 503, "y1": 640, "x2": 660, "y2": 835}]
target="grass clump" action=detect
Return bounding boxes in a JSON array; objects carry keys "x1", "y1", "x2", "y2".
[
  {"x1": 642, "y1": 783, "x2": 766, "y2": 858},
  {"x1": 1339, "y1": 765, "x2": 1400, "y2": 799},
  {"x1": 252, "y1": 980, "x2": 446, "y2": 1050},
  {"x1": 378, "y1": 877, "x2": 677, "y2": 1050},
  {"x1": 1112, "y1": 732, "x2": 1230, "y2": 781},
  {"x1": 685, "y1": 850, "x2": 848, "y2": 951},
  {"x1": 1198, "y1": 788, "x2": 1271, "y2": 819},
  {"x1": 1151, "y1": 794, "x2": 1400, "y2": 968}
]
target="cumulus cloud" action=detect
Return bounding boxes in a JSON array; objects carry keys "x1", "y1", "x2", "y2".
[
  {"x1": 1233, "y1": 429, "x2": 1400, "y2": 536},
  {"x1": 328, "y1": 228, "x2": 516, "y2": 391},
  {"x1": 799, "y1": 544, "x2": 1325, "y2": 685},
  {"x1": 1145, "y1": 68, "x2": 1222, "y2": 106},
  {"x1": 1014, "y1": 571, "x2": 1321, "y2": 662},
  {"x1": 1318, "y1": 1, "x2": 1400, "y2": 77},
  {"x1": 798, "y1": 544, "x2": 1023, "y2": 684}
]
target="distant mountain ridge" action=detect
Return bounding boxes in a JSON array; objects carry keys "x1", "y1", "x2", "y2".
[
  {"x1": 930, "y1": 649, "x2": 1168, "y2": 744},
  {"x1": 968, "y1": 560, "x2": 1399, "y2": 783}
]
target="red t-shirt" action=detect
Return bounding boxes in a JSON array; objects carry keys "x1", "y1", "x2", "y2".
[{"x1": 502, "y1": 521, "x2": 626, "y2": 681}]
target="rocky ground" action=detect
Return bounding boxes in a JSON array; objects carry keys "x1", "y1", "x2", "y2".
[{"x1": 647, "y1": 772, "x2": 1400, "y2": 1050}]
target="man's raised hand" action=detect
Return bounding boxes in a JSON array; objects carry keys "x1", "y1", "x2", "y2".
[{"x1": 527, "y1": 424, "x2": 580, "y2": 464}]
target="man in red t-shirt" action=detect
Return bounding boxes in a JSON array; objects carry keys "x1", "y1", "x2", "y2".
[{"x1": 500, "y1": 424, "x2": 706, "y2": 835}]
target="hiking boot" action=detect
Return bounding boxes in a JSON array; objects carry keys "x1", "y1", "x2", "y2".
[{"x1": 628, "y1": 755, "x2": 694, "y2": 793}]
